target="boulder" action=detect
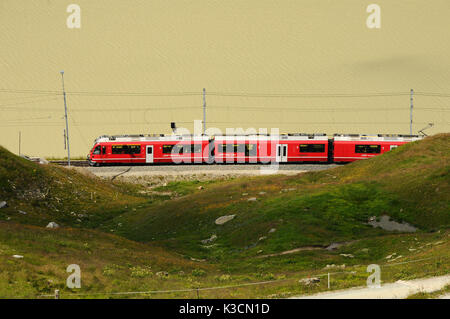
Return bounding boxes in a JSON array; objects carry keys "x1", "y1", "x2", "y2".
[
  {"x1": 46, "y1": 222, "x2": 60, "y2": 229},
  {"x1": 156, "y1": 271, "x2": 169, "y2": 278},
  {"x1": 299, "y1": 277, "x2": 320, "y2": 285},
  {"x1": 215, "y1": 215, "x2": 235, "y2": 225},
  {"x1": 0, "y1": 201, "x2": 7, "y2": 209},
  {"x1": 201, "y1": 234, "x2": 217, "y2": 244}
]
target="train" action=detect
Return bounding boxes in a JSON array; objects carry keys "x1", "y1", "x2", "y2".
[{"x1": 87, "y1": 133, "x2": 422, "y2": 166}]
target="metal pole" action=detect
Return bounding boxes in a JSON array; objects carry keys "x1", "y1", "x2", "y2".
[
  {"x1": 18, "y1": 131, "x2": 21, "y2": 156},
  {"x1": 410, "y1": 89, "x2": 414, "y2": 135},
  {"x1": 203, "y1": 88, "x2": 206, "y2": 135},
  {"x1": 60, "y1": 71, "x2": 70, "y2": 166}
]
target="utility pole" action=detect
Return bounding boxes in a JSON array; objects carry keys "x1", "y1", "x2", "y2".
[
  {"x1": 60, "y1": 71, "x2": 70, "y2": 166},
  {"x1": 410, "y1": 89, "x2": 414, "y2": 135},
  {"x1": 203, "y1": 88, "x2": 206, "y2": 135}
]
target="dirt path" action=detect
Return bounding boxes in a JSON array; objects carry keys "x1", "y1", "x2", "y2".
[{"x1": 292, "y1": 274, "x2": 450, "y2": 299}]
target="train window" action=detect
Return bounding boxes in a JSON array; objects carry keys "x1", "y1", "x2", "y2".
[
  {"x1": 112, "y1": 145, "x2": 141, "y2": 154},
  {"x1": 93, "y1": 146, "x2": 101, "y2": 155},
  {"x1": 355, "y1": 144, "x2": 381, "y2": 154},
  {"x1": 245, "y1": 144, "x2": 257, "y2": 156},
  {"x1": 299, "y1": 144, "x2": 325, "y2": 153},
  {"x1": 220, "y1": 144, "x2": 246, "y2": 153},
  {"x1": 192, "y1": 144, "x2": 202, "y2": 153},
  {"x1": 163, "y1": 145, "x2": 174, "y2": 154},
  {"x1": 163, "y1": 144, "x2": 185, "y2": 154},
  {"x1": 102, "y1": 146, "x2": 106, "y2": 154}
]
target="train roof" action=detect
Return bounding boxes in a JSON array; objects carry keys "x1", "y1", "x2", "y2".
[
  {"x1": 214, "y1": 133, "x2": 328, "y2": 141},
  {"x1": 333, "y1": 134, "x2": 423, "y2": 142},
  {"x1": 94, "y1": 134, "x2": 210, "y2": 144}
]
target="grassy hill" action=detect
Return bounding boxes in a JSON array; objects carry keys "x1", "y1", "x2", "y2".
[
  {"x1": 0, "y1": 146, "x2": 156, "y2": 227},
  {"x1": 103, "y1": 134, "x2": 450, "y2": 272},
  {"x1": 0, "y1": 134, "x2": 448, "y2": 298}
]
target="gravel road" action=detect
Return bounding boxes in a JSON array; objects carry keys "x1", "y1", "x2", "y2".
[
  {"x1": 86, "y1": 164, "x2": 337, "y2": 178},
  {"x1": 292, "y1": 274, "x2": 450, "y2": 299}
]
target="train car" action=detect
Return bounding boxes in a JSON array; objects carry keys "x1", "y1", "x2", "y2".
[
  {"x1": 87, "y1": 134, "x2": 210, "y2": 166},
  {"x1": 213, "y1": 133, "x2": 330, "y2": 163},
  {"x1": 213, "y1": 135, "x2": 274, "y2": 163},
  {"x1": 276, "y1": 133, "x2": 330, "y2": 163},
  {"x1": 332, "y1": 134, "x2": 422, "y2": 163}
]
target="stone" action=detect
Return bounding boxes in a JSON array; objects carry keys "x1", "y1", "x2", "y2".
[
  {"x1": 247, "y1": 197, "x2": 257, "y2": 202},
  {"x1": 201, "y1": 234, "x2": 218, "y2": 244},
  {"x1": 18, "y1": 210, "x2": 27, "y2": 215},
  {"x1": 268, "y1": 228, "x2": 276, "y2": 233},
  {"x1": 12, "y1": 255, "x2": 23, "y2": 259},
  {"x1": 156, "y1": 271, "x2": 169, "y2": 278},
  {"x1": 340, "y1": 253, "x2": 354, "y2": 258},
  {"x1": 0, "y1": 201, "x2": 7, "y2": 209},
  {"x1": 197, "y1": 186, "x2": 204, "y2": 190},
  {"x1": 215, "y1": 215, "x2": 235, "y2": 225},
  {"x1": 46, "y1": 222, "x2": 60, "y2": 229},
  {"x1": 299, "y1": 277, "x2": 320, "y2": 285}
]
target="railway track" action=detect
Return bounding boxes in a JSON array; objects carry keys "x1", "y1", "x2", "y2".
[{"x1": 50, "y1": 160, "x2": 90, "y2": 167}]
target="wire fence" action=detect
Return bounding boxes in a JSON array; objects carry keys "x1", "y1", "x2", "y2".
[{"x1": 37, "y1": 255, "x2": 449, "y2": 299}]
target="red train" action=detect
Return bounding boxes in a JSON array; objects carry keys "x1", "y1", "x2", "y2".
[{"x1": 87, "y1": 133, "x2": 422, "y2": 166}]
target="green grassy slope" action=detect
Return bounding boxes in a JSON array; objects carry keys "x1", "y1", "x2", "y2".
[
  {"x1": 0, "y1": 222, "x2": 209, "y2": 298},
  {"x1": 0, "y1": 146, "x2": 147, "y2": 227},
  {"x1": 106, "y1": 134, "x2": 449, "y2": 268},
  {"x1": 0, "y1": 135, "x2": 448, "y2": 298}
]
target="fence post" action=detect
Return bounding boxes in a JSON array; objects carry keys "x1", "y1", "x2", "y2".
[
  {"x1": 196, "y1": 288, "x2": 200, "y2": 299},
  {"x1": 328, "y1": 273, "x2": 330, "y2": 289},
  {"x1": 55, "y1": 289, "x2": 60, "y2": 299}
]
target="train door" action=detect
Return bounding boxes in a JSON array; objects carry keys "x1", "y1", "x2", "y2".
[
  {"x1": 276, "y1": 144, "x2": 288, "y2": 162},
  {"x1": 145, "y1": 145, "x2": 154, "y2": 163}
]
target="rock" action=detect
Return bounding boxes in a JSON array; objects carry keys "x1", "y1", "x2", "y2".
[
  {"x1": 299, "y1": 277, "x2": 320, "y2": 285},
  {"x1": 215, "y1": 215, "x2": 235, "y2": 225},
  {"x1": 257, "y1": 250, "x2": 263, "y2": 254},
  {"x1": 268, "y1": 228, "x2": 276, "y2": 233},
  {"x1": 368, "y1": 215, "x2": 417, "y2": 232},
  {"x1": 242, "y1": 193, "x2": 248, "y2": 196},
  {"x1": 258, "y1": 236, "x2": 267, "y2": 241},
  {"x1": 324, "y1": 264, "x2": 346, "y2": 269},
  {"x1": 361, "y1": 248, "x2": 369, "y2": 253},
  {"x1": 12, "y1": 255, "x2": 23, "y2": 259},
  {"x1": 0, "y1": 201, "x2": 7, "y2": 209},
  {"x1": 46, "y1": 222, "x2": 60, "y2": 229},
  {"x1": 259, "y1": 192, "x2": 266, "y2": 195},
  {"x1": 197, "y1": 186, "x2": 204, "y2": 190},
  {"x1": 368, "y1": 216, "x2": 376, "y2": 222},
  {"x1": 70, "y1": 212, "x2": 76, "y2": 216},
  {"x1": 340, "y1": 253, "x2": 354, "y2": 258},
  {"x1": 247, "y1": 197, "x2": 257, "y2": 202},
  {"x1": 201, "y1": 234, "x2": 217, "y2": 244},
  {"x1": 18, "y1": 210, "x2": 27, "y2": 215},
  {"x1": 156, "y1": 271, "x2": 169, "y2": 278}
]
